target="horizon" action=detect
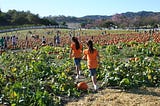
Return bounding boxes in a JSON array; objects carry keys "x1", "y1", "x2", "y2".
[{"x1": 0, "y1": 0, "x2": 160, "y2": 17}]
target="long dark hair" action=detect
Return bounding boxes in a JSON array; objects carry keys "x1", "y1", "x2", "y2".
[
  {"x1": 87, "y1": 40, "x2": 94, "y2": 53},
  {"x1": 72, "y1": 37, "x2": 80, "y2": 50}
]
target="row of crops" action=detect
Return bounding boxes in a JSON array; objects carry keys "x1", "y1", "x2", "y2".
[
  {"x1": 0, "y1": 40, "x2": 160, "y2": 105},
  {"x1": 0, "y1": 46, "x2": 80, "y2": 106},
  {"x1": 98, "y1": 41, "x2": 160, "y2": 89}
]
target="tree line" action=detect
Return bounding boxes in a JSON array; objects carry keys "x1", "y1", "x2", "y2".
[{"x1": 0, "y1": 9, "x2": 58, "y2": 27}]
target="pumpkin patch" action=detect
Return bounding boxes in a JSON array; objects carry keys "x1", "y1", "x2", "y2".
[{"x1": 0, "y1": 29, "x2": 160, "y2": 105}]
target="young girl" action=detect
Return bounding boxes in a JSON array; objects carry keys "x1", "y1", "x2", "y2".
[
  {"x1": 82, "y1": 40, "x2": 100, "y2": 91},
  {"x1": 70, "y1": 37, "x2": 83, "y2": 79}
]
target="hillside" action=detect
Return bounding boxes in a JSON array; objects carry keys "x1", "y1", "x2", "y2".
[
  {"x1": 48, "y1": 11, "x2": 160, "y2": 28},
  {"x1": 49, "y1": 11, "x2": 160, "y2": 22}
]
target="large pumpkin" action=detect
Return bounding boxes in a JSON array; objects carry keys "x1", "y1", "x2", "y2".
[{"x1": 77, "y1": 82, "x2": 88, "y2": 90}]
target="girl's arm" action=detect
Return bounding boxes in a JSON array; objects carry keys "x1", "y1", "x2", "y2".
[
  {"x1": 82, "y1": 54, "x2": 87, "y2": 60},
  {"x1": 69, "y1": 49, "x2": 72, "y2": 58}
]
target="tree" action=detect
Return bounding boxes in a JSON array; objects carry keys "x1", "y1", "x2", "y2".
[
  {"x1": 80, "y1": 22, "x2": 86, "y2": 28},
  {"x1": 0, "y1": 12, "x2": 10, "y2": 26},
  {"x1": 101, "y1": 21, "x2": 115, "y2": 28},
  {"x1": 61, "y1": 21, "x2": 66, "y2": 26},
  {"x1": 26, "y1": 14, "x2": 40, "y2": 25}
]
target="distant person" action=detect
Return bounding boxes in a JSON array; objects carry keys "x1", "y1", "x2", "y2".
[
  {"x1": 56, "y1": 35, "x2": 60, "y2": 45},
  {"x1": 55, "y1": 31, "x2": 61, "y2": 46},
  {"x1": 53, "y1": 35, "x2": 56, "y2": 45},
  {"x1": 82, "y1": 40, "x2": 100, "y2": 91},
  {"x1": 25, "y1": 35, "x2": 29, "y2": 48},
  {"x1": 69, "y1": 31, "x2": 72, "y2": 39},
  {"x1": 12, "y1": 35, "x2": 17, "y2": 49},
  {"x1": 42, "y1": 36, "x2": 46, "y2": 45},
  {"x1": 0, "y1": 37, "x2": 4, "y2": 52},
  {"x1": 6, "y1": 36, "x2": 10, "y2": 42},
  {"x1": 3, "y1": 37, "x2": 7, "y2": 50}
]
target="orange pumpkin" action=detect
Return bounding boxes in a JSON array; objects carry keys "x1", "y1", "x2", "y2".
[
  {"x1": 33, "y1": 46, "x2": 38, "y2": 50},
  {"x1": 129, "y1": 58, "x2": 135, "y2": 61},
  {"x1": 48, "y1": 52, "x2": 53, "y2": 54},
  {"x1": 134, "y1": 57, "x2": 139, "y2": 61},
  {"x1": 77, "y1": 82, "x2": 88, "y2": 90},
  {"x1": 57, "y1": 55, "x2": 62, "y2": 59}
]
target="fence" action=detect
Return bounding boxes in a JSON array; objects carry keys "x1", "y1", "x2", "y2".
[{"x1": 0, "y1": 25, "x2": 68, "y2": 33}]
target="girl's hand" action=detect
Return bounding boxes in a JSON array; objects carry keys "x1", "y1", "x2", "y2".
[
  {"x1": 69, "y1": 54, "x2": 72, "y2": 58},
  {"x1": 82, "y1": 55, "x2": 87, "y2": 60}
]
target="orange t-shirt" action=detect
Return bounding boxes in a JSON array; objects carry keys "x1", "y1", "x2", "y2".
[
  {"x1": 83, "y1": 49, "x2": 98, "y2": 69},
  {"x1": 71, "y1": 43, "x2": 82, "y2": 58}
]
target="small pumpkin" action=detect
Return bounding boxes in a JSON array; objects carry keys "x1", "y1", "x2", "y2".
[
  {"x1": 57, "y1": 55, "x2": 62, "y2": 59},
  {"x1": 77, "y1": 82, "x2": 88, "y2": 90}
]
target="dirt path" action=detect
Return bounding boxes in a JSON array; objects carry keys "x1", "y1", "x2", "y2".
[
  {"x1": 65, "y1": 87, "x2": 160, "y2": 106},
  {"x1": 65, "y1": 70, "x2": 160, "y2": 106}
]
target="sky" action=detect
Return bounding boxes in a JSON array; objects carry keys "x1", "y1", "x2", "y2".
[{"x1": 0, "y1": 0, "x2": 160, "y2": 17}]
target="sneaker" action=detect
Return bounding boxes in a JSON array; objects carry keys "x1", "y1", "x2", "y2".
[
  {"x1": 76, "y1": 75, "x2": 79, "y2": 79},
  {"x1": 79, "y1": 71, "x2": 81, "y2": 75},
  {"x1": 88, "y1": 74, "x2": 91, "y2": 77}
]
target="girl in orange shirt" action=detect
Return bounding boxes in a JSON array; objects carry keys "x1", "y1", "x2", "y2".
[
  {"x1": 70, "y1": 37, "x2": 83, "y2": 79},
  {"x1": 82, "y1": 40, "x2": 100, "y2": 91}
]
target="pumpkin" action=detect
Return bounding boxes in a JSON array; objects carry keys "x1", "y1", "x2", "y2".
[
  {"x1": 134, "y1": 57, "x2": 139, "y2": 61},
  {"x1": 57, "y1": 55, "x2": 62, "y2": 59},
  {"x1": 48, "y1": 52, "x2": 52, "y2": 54},
  {"x1": 77, "y1": 82, "x2": 88, "y2": 90},
  {"x1": 34, "y1": 46, "x2": 38, "y2": 50}
]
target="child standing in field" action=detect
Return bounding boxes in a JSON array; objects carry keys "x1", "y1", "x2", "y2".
[
  {"x1": 55, "y1": 30, "x2": 61, "y2": 46},
  {"x1": 0, "y1": 37, "x2": 4, "y2": 52},
  {"x1": 56, "y1": 35, "x2": 60, "y2": 45},
  {"x1": 12, "y1": 35, "x2": 17, "y2": 49},
  {"x1": 82, "y1": 40, "x2": 100, "y2": 91},
  {"x1": 70, "y1": 37, "x2": 83, "y2": 79},
  {"x1": 42, "y1": 36, "x2": 46, "y2": 45},
  {"x1": 25, "y1": 35, "x2": 29, "y2": 48}
]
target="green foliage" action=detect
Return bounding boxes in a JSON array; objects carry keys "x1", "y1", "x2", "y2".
[
  {"x1": 105, "y1": 45, "x2": 119, "y2": 55},
  {"x1": 0, "y1": 39, "x2": 160, "y2": 105},
  {"x1": 101, "y1": 21, "x2": 115, "y2": 28},
  {"x1": 0, "y1": 46, "x2": 81, "y2": 106},
  {"x1": 101, "y1": 56, "x2": 160, "y2": 89},
  {"x1": 100, "y1": 42, "x2": 160, "y2": 90}
]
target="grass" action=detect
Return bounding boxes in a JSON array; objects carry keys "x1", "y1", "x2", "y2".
[{"x1": 0, "y1": 28, "x2": 138, "y2": 37}]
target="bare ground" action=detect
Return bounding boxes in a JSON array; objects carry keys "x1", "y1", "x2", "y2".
[
  {"x1": 65, "y1": 72, "x2": 160, "y2": 106},
  {"x1": 65, "y1": 87, "x2": 160, "y2": 106}
]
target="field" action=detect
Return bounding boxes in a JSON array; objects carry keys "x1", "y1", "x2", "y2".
[{"x1": 0, "y1": 28, "x2": 160, "y2": 106}]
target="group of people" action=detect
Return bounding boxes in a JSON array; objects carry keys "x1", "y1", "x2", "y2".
[
  {"x1": 42, "y1": 31, "x2": 60, "y2": 46},
  {"x1": 70, "y1": 37, "x2": 100, "y2": 91},
  {"x1": 0, "y1": 30, "x2": 61, "y2": 52},
  {"x1": 0, "y1": 35, "x2": 17, "y2": 52}
]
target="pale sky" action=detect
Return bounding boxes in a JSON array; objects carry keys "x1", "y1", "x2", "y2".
[{"x1": 0, "y1": 0, "x2": 159, "y2": 17}]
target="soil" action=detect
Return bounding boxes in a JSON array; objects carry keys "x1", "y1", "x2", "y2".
[
  {"x1": 65, "y1": 72, "x2": 160, "y2": 106},
  {"x1": 65, "y1": 87, "x2": 160, "y2": 106}
]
